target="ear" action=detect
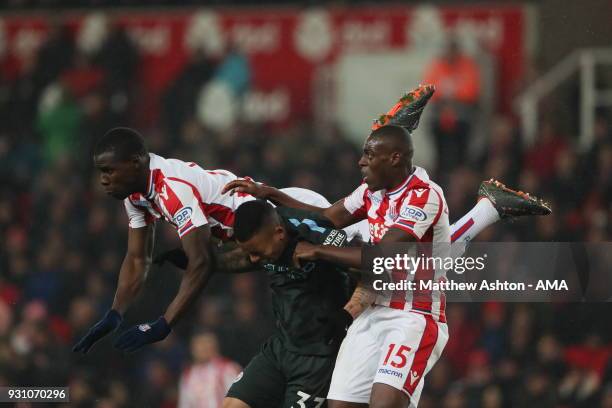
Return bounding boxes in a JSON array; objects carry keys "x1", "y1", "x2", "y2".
[
  {"x1": 390, "y1": 151, "x2": 402, "y2": 167},
  {"x1": 131, "y1": 154, "x2": 144, "y2": 168},
  {"x1": 274, "y1": 225, "x2": 285, "y2": 239}
]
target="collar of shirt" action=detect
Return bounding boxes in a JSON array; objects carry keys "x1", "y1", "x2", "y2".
[
  {"x1": 144, "y1": 153, "x2": 161, "y2": 199},
  {"x1": 376, "y1": 166, "x2": 430, "y2": 197}
]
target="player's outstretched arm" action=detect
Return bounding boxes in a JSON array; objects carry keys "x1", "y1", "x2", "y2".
[
  {"x1": 214, "y1": 243, "x2": 261, "y2": 274},
  {"x1": 72, "y1": 225, "x2": 155, "y2": 354},
  {"x1": 222, "y1": 179, "x2": 358, "y2": 228},
  {"x1": 344, "y1": 282, "x2": 376, "y2": 319},
  {"x1": 164, "y1": 225, "x2": 214, "y2": 325},
  {"x1": 294, "y1": 225, "x2": 418, "y2": 270},
  {"x1": 113, "y1": 225, "x2": 156, "y2": 313},
  {"x1": 113, "y1": 225, "x2": 214, "y2": 353},
  {"x1": 295, "y1": 241, "x2": 363, "y2": 269},
  {"x1": 154, "y1": 243, "x2": 260, "y2": 274}
]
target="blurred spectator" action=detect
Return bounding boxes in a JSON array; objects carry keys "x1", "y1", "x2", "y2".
[
  {"x1": 220, "y1": 297, "x2": 273, "y2": 367},
  {"x1": 444, "y1": 304, "x2": 480, "y2": 376},
  {"x1": 32, "y1": 23, "x2": 75, "y2": 100},
  {"x1": 481, "y1": 385, "x2": 503, "y2": 408},
  {"x1": 602, "y1": 384, "x2": 612, "y2": 408},
  {"x1": 463, "y1": 349, "x2": 493, "y2": 406},
  {"x1": 424, "y1": 38, "x2": 481, "y2": 176},
  {"x1": 214, "y1": 44, "x2": 250, "y2": 98},
  {"x1": 479, "y1": 302, "x2": 506, "y2": 363},
  {"x1": 35, "y1": 84, "x2": 82, "y2": 166},
  {"x1": 178, "y1": 331, "x2": 241, "y2": 408},
  {"x1": 163, "y1": 49, "x2": 217, "y2": 138},
  {"x1": 139, "y1": 358, "x2": 177, "y2": 408},
  {"x1": 95, "y1": 24, "x2": 139, "y2": 106},
  {"x1": 196, "y1": 42, "x2": 251, "y2": 133},
  {"x1": 537, "y1": 334, "x2": 568, "y2": 380},
  {"x1": 479, "y1": 115, "x2": 523, "y2": 186},
  {"x1": 514, "y1": 367, "x2": 557, "y2": 407},
  {"x1": 525, "y1": 120, "x2": 570, "y2": 182}
]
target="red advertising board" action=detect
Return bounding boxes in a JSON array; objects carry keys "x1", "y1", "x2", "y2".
[{"x1": 0, "y1": 5, "x2": 528, "y2": 124}]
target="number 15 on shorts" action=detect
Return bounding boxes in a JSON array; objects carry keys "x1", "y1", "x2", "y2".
[{"x1": 383, "y1": 343, "x2": 412, "y2": 368}]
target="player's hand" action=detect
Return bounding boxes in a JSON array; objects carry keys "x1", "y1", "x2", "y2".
[
  {"x1": 113, "y1": 316, "x2": 171, "y2": 353},
  {"x1": 72, "y1": 309, "x2": 122, "y2": 354},
  {"x1": 153, "y1": 247, "x2": 188, "y2": 270},
  {"x1": 292, "y1": 241, "x2": 320, "y2": 267},
  {"x1": 320, "y1": 308, "x2": 353, "y2": 346},
  {"x1": 222, "y1": 179, "x2": 269, "y2": 198}
]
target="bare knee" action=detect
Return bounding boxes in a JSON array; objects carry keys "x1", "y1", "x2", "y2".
[
  {"x1": 222, "y1": 397, "x2": 252, "y2": 408},
  {"x1": 369, "y1": 383, "x2": 410, "y2": 408}
]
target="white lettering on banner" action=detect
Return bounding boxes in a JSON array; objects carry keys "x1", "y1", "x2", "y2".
[
  {"x1": 184, "y1": 11, "x2": 225, "y2": 56},
  {"x1": 0, "y1": 7, "x2": 526, "y2": 127},
  {"x1": 341, "y1": 21, "x2": 391, "y2": 49},
  {"x1": 13, "y1": 28, "x2": 45, "y2": 58},
  {"x1": 294, "y1": 9, "x2": 334, "y2": 61},
  {"x1": 454, "y1": 17, "x2": 503, "y2": 50},
  {"x1": 128, "y1": 26, "x2": 171, "y2": 56},
  {"x1": 243, "y1": 89, "x2": 289, "y2": 122},
  {"x1": 231, "y1": 24, "x2": 280, "y2": 54}
]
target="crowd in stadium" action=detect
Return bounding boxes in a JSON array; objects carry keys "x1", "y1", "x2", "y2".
[{"x1": 0, "y1": 15, "x2": 611, "y2": 408}]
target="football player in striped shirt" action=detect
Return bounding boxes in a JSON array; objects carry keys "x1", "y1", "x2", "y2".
[
  {"x1": 72, "y1": 127, "x2": 365, "y2": 355},
  {"x1": 222, "y1": 85, "x2": 550, "y2": 408},
  {"x1": 71, "y1": 89, "x2": 412, "y2": 356}
]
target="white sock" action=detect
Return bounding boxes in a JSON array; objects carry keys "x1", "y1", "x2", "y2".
[{"x1": 450, "y1": 198, "x2": 500, "y2": 244}]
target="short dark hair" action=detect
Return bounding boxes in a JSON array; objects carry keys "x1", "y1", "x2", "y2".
[
  {"x1": 370, "y1": 124, "x2": 412, "y2": 143},
  {"x1": 93, "y1": 127, "x2": 148, "y2": 161},
  {"x1": 370, "y1": 124, "x2": 414, "y2": 160},
  {"x1": 234, "y1": 200, "x2": 277, "y2": 242}
]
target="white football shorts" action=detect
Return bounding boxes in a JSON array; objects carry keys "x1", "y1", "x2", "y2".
[{"x1": 327, "y1": 306, "x2": 448, "y2": 406}]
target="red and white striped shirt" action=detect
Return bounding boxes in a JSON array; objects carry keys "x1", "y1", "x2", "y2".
[
  {"x1": 124, "y1": 153, "x2": 256, "y2": 240},
  {"x1": 178, "y1": 357, "x2": 242, "y2": 408},
  {"x1": 124, "y1": 154, "x2": 334, "y2": 241},
  {"x1": 343, "y1": 166, "x2": 451, "y2": 322}
]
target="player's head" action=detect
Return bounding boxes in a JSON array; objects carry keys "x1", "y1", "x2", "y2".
[
  {"x1": 93, "y1": 127, "x2": 149, "y2": 200},
  {"x1": 190, "y1": 330, "x2": 220, "y2": 364},
  {"x1": 234, "y1": 200, "x2": 287, "y2": 264},
  {"x1": 360, "y1": 125, "x2": 414, "y2": 191}
]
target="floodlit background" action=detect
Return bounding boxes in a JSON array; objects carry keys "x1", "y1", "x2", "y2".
[{"x1": 0, "y1": 1, "x2": 611, "y2": 407}]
